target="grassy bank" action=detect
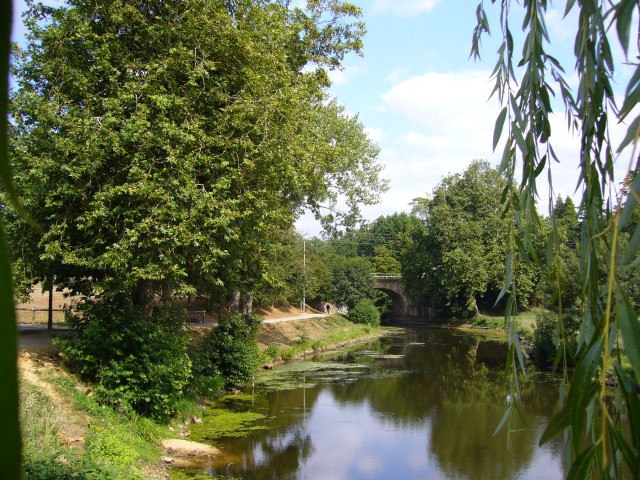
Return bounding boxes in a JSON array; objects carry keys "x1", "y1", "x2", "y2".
[
  {"x1": 18, "y1": 314, "x2": 384, "y2": 479},
  {"x1": 456, "y1": 309, "x2": 541, "y2": 340},
  {"x1": 258, "y1": 314, "x2": 388, "y2": 364},
  {"x1": 19, "y1": 353, "x2": 176, "y2": 479}
]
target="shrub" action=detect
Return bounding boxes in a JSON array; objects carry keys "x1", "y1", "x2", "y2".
[
  {"x1": 262, "y1": 344, "x2": 280, "y2": 363},
  {"x1": 193, "y1": 315, "x2": 260, "y2": 389},
  {"x1": 349, "y1": 299, "x2": 381, "y2": 326},
  {"x1": 56, "y1": 294, "x2": 191, "y2": 419},
  {"x1": 531, "y1": 312, "x2": 558, "y2": 368},
  {"x1": 23, "y1": 455, "x2": 124, "y2": 480}
]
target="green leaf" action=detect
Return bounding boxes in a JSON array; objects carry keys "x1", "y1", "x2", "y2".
[
  {"x1": 572, "y1": 337, "x2": 604, "y2": 392},
  {"x1": 615, "y1": 0, "x2": 636, "y2": 56},
  {"x1": 619, "y1": 164, "x2": 640, "y2": 230},
  {"x1": 495, "y1": 251, "x2": 512, "y2": 306},
  {"x1": 498, "y1": 137, "x2": 512, "y2": 175},
  {"x1": 566, "y1": 445, "x2": 596, "y2": 480},
  {"x1": 512, "y1": 124, "x2": 528, "y2": 156},
  {"x1": 563, "y1": 0, "x2": 577, "y2": 18},
  {"x1": 534, "y1": 154, "x2": 546, "y2": 178},
  {"x1": 617, "y1": 115, "x2": 640, "y2": 153},
  {"x1": 621, "y1": 222, "x2": 640, "y2": 266},
  {"x1": 493, "y1": 107, "x2": 508, "y2": 151},
  {"x1": 614, "y1": 363, "x2": 640, "y2": 450},
  {"x1": 616, "y1": 288, "x2": 640, "y2": 383},
  {"x1": 608, "y1": 421, "x2": 637, "y2": 474},
  {"x1": 493, "y1": 405, "x2": 512, "y2": 436}
]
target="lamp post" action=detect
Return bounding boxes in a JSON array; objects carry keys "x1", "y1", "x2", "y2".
[{"x1": 302, "y1": 237, "x2": 306, "y2": 313}]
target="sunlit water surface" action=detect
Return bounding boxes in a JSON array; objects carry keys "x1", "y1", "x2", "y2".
[{"x1": 185, "y1": 327, "x2": 566, "y2": 480}]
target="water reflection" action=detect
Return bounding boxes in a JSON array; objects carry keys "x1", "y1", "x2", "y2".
[{"x1": 186, "y1": 328, "x2": 566, "y2": 479}]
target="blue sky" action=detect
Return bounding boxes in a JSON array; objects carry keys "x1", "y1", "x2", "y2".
[
  {"x1": 11, "y1": 1, "x2": 638, "y2": 237},
  {"x1": 295, "y1": 0, "x2": 636, "y2": 236}
]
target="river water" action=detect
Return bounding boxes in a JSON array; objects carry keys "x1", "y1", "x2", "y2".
[{"x1": 185, "y1": 327, "x2": 566, "y2": 479}]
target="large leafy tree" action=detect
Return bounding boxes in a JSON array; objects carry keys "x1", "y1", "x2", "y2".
[
  {"x1": 8, "y1": 0, "x2": 384, "y2": 310},
  {"x1": 407, "y1": 160, "x2": 512, "y2": 317},
  {"x1": 327, "y1": 254, "x2": 374, "y2": 311},
  {"x1": 472, "y1": 0, "x2": 640, "y2": 476}
]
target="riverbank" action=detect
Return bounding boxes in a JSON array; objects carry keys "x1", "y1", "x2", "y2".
[
  {"x1": 257, "y1": 315, "x2": 392, "y2": 365},
  {"x1": 18, "y1": 312, "x2": 388, "y2": 479}
]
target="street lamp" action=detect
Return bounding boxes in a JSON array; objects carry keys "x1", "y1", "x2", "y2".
[{"x1": 302, "y1": 236, "x2": 306, "y2": 313}]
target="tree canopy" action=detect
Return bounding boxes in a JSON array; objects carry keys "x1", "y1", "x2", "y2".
[
  {"x1": 406, "y1": 160, "x2": 512, "y2": 317},
  {"x1": 7, "y1": 0, "x2": 386, "y2": 310}
]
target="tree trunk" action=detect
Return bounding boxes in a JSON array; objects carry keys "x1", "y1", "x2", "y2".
[
  {"x1": 47, "y1": 278, "x2": 54, "y2": 331},
  {"x1": 229, "y1": 290, "x2": 240, "y2": 315},
  {"x1": 134, "y1": 278, "x2": 156, "y2": 314},
  {"x1": 242, "y1": 291, "x2": 253, "y2": 321},
  {"x1": 467, "y1": 295, "x2": 479, "y2": 318}
]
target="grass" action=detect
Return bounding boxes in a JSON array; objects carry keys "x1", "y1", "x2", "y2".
[
  {"x1": 260, "y1": 315, "x2": 381, "y2": 364},
  {"x1": 21, "y1": 365, "x2": 182, "y2": 479},
  {"x1": 20, "y1": 377, "x2": 59, "y2": 457},
  {"x1": 20, "y1": 371, "x2": 137, "y2": 479},
  {"x1": 470, "y1": 309, "x2": 542, "y2": 340}
]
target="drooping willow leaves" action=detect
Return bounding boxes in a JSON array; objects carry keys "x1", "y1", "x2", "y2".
[
  {"x1": 472, "y1": 0, "x2": 640, "y2": 477},
  {"x1": 1, "y1": 0, "x2": 23, "y2": 478}
]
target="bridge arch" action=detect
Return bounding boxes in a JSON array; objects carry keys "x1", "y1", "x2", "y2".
[{"x1": 372, "y1": 274, "x2": 410, "y2": 322}]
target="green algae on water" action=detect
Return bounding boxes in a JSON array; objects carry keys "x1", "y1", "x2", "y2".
[
  {"x1": 256, "y1": 361, "x2": 370, "y2": 391},
  {"x1": 190, "y1": 401, "x2": 267, "y2": 443},
  {"x1": 169, "y1": 470, "x2": 242, "y2": 480}
]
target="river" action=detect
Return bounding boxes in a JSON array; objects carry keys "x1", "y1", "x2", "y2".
[{"x1": 182, "y1": 327, "x2": 566, "y2": 479}]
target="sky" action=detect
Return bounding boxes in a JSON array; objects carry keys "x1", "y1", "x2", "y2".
[{"x1": 10, "y1": 0, "x2": 638, "y2": 237}]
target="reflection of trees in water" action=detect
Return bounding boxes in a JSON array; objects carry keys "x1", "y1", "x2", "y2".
[
  {"x1": 207, "y1": 385, "x2": 318, "y2": 479},
  {"x1": 327, "y1": 330, "x2": 505, "y2": 424},
  {"x1": 328, "y1": 329, "x2": 562, "y2": 479},
  {"x1": 428, "y1": 352, "x2": 565, "y2": 479},
  {"x1": 430, "y1": 401, "x2": 537, "y2": 480},
  {"x1": 202, "y1": 328, "x2": 564, "y2": 479}
]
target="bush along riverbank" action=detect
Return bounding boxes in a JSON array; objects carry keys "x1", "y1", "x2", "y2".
[{"x1": 18, "y1": 314, "x2": 388, "y2": 479}]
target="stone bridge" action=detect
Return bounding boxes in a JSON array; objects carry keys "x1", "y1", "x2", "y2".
[{"x1": 372, "y1": 274, "x2": 427, "y2": 323}]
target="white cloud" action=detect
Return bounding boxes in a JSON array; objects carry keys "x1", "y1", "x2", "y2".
[
  {"x1": 385, "y1": 67, "x2": 410, "y2": 84},
  {"x1": 328, "y1": 65, "x2": 364, "y2": 86},
  {"x1": 298, "y1": 64, "x2": 636, "y2": 238},
  {"x1": 371, "y1": 0, "x2": 440, "y2": 17},
  {"x1": 380, "y1": 70, "x2": 497, "y2": 134},
  {"x1": 364, "y1": 126, "x2": 387, "y2": 143}
]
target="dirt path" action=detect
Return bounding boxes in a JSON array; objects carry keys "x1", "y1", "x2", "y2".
[{"x1": 18, "y1": 311, "x2": 332, "y2": 352}]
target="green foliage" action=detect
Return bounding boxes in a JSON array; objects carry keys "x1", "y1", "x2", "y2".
[
  {"x1": 328, "y1": 255, "x2": 375, "y2": 310},
  {"x1": 23, "y1": 455, "x2": 124, "y2": 480},
  {"x1": 406, "y1": 161, "x2": 543, "y2": 317},
  {"x1": 193, "y1": 315, "x2": 261, "y2": 389},
  {"x1": 356, "y1": 213, "x2": 424, "y2": 264},
  {"x1": 531, "y1": 313, "x2": 559, "y2": 369},
  {"x1": 372, "y1": 245, "x2": 401, "y2": 274},
  {"x1": 349, "y1": 299, "x2": 381, "y2": 326},
  {"x1": 20, "y1": 370, "x2": 153, "y2": 480},
  {"x1": 57, "y1": 295, "x2": 191, "y2": 419},
  {"x1": 472, "y1": 0, "x2": 640, "y2": 475},
  {"x1": 7, "y1": 0, "x2": 385, "y2": 312},
  {"x1": 262, "y1": 344, "x2": 280, "y2": 364},
  {"x1": 20, "y1": 377, "x2": 60, "y2": 461}
]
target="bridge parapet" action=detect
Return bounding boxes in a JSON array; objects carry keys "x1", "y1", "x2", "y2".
[{"x1": 371, "y1": 273, "x2": 402, "y2": 280}]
